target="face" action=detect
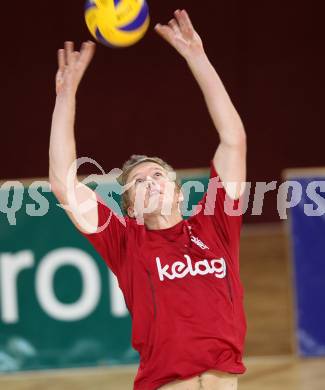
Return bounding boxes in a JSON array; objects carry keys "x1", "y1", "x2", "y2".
[{"x1": 125, "y1": 162, "x2": 183, "y2": 219}]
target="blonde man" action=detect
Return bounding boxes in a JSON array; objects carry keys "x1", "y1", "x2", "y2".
[{"x1": 49, "y1": 9, "x2": 247, "y2": 390}]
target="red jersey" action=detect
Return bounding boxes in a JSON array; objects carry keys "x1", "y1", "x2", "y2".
[{"x1": 80, "y1": 161, "x2": 247, "y2": 390}]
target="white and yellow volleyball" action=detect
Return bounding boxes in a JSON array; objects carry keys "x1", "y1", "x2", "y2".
[{"x1": 84, "y1": 0, "x2": 150, "y2": 47}]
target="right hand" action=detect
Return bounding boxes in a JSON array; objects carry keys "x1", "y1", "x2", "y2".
[{"x1": 55, "y1": 41, "x2": 96, "y2": 96}]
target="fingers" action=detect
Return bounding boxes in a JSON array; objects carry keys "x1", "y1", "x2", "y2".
[
  {"x1": 180, "y1": 9, "x2": 194, "y2": 30},
  {"x1": 155, "y1": 9, "x2": 195, "y2": 45},
  {"x1": 168, "y1": 18, "x2": 181, "y2": 35},
  {"x1": 64, "y1": 41, "x2": 74, "y2": 65},
  {"x1": 57, "y1": 49, "x2": 65, "y2": 72},
  {"x1": 55, "y1": 41, "x2": 95, "y2": 95},
  {"x1": 57, "y1": 41, "x2": 74, "y2": 69},
  {"x1": 174, "y1": 9, "x2": 194, "y2": 36},
  {"x1": 78, "y1": 41, "x2": 96, "y2": 69},
  {"x1": 72, "y1": 51, "x2": 80, "y2": 65},
  {"x1": 154, "y1": 24, "x2": 175, "y2": 45},
  {"x1": 57, "y1": 41, "x2": 95, "y2": 70}
]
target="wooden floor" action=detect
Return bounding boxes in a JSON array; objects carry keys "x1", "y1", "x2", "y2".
[{"x1": 0, "y1": 356, "x2": 324, "y2": 390}]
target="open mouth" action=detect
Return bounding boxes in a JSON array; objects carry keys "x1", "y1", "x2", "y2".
[
  {"x1": 146, "y1": 186, "x2": 162, "y2": 196},
  {"x1": 149, "y1": 189, "x2": 161, "y2": 196}
]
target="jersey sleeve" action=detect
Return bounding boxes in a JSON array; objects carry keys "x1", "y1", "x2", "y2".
[
  {"x1": 78, "y1": 192, "x2": 126, "y2": 277},
  {"x1": 190, "y1": 160, "x2": 245, "y2": 259}
]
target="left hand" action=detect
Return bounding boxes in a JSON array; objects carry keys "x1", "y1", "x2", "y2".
[{"x1": 155, "y1": 9, "x2": 204, "y2": 61}]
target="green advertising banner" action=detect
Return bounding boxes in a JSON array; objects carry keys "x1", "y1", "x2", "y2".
[{"x1": 0, "y1": 171, "x2": 209, "y2": 372}]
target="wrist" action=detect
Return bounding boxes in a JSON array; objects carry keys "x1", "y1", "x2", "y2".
[
  {"x1": 56, "y1": 90, "x2": 76, "y2": 104},
  {"x1": 185, "y1": 50, "x2": 209, "y2": 68}
]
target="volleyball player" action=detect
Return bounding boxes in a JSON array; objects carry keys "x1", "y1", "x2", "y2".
[{"x1": 49, "y1": 9, "x2": 247, "y2": 390}]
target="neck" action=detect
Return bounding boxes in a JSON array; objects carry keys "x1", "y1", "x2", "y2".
[{"x1": 143, "y1": 210, "x2": 183, "y2": 230}]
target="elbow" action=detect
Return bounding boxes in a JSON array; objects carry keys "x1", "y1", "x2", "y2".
[
  {"x1": 49, "y1": 170, "x2": 79, "y2": 205},
  {"x1": 49, "y1": 171, "x2": 66, "y2": 201},
  {"x1": 238, "y1": 129, "x2": 247, "y2": 148},
  {"x1": 235, "y1": 127, "x2": 247, "y2": 145},
  {"x1": 49, "y1": 181, "x2": 66, "y2": 204},
  {"x1": 222, "y1": 127, "x2": 247, "y2": 148}
]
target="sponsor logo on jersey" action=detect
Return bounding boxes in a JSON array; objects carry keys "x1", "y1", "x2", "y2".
[
  {"x1": 190, "y1": 235, "x2": 209, "y2": 250},
  {"x1": 156, "y1": 254, "x2": 226, "y2": 281}
]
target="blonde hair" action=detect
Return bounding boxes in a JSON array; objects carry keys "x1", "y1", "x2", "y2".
[{"x1": 119, "y1": 154, "x2": 178, "y2": 215}]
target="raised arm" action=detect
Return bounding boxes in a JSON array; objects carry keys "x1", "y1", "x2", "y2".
[
  {"x1": 155, "y1": 10, "x2": 247, "y2": 199},
  {"x1": 49, "y1": 41, "x2": 99, "y2": 232}
]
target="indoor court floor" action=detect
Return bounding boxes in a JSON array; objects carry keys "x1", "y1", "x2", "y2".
[{"x1": 0, "y1": 355, "x2": 324, "y2": 390}]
